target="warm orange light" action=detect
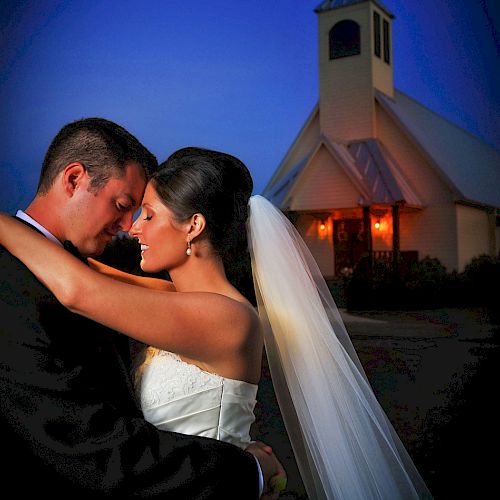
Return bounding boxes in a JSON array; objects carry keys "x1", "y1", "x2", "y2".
[
  {"x1": 374, "y1": 220, "x2": 381, "y2": 230},
  {"x1": 319, "y1": 222, "x2": 326, "y2": 231}
]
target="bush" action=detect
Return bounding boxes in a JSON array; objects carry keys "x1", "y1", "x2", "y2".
[
  {"x1": 344, "y1": 253, "x2": 499, "y2": 315},
  {"x1": 345, "y1": 253, "x2": 403, "y2": 310},
  {"x1": 461, "y1": 255, "x2": 500, "y2": 323},
  {"x1": 461, "y1": 255, "x2": 499, "y2": 304},
  {"x1": 345, "y1": 253, "x2": 375, "y2": 310},
  {"x1": 404, "y1": 257, "x2": 448, "y2": 308}
]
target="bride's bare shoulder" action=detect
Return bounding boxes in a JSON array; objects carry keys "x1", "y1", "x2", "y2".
[
  {"x1": 198, "y1": 291, "x2": 261, "y2": 342},
  {"x1": 193, "y1": 292, "x2": 262, "y2": 382}
]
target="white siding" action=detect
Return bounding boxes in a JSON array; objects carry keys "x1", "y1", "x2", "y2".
[
  {"x1": 371, "y1": 212, "x2": 393, "y2": 251},
  {"x1": 376, "y1": 103, "x2": 454, "y2": 205},
  {"x1": 296, "y1": 214, "x2": 334, "y2": 278},
  {"x1": 457, "y1": 204, "x2": 490, "y2": 271},
  {"x1": 399, "y1": 205, "x2": 458, "y2": 271},
  {"x1": 377, "y1": 103, "x2": 459, "y2": 270},
  {"x1": 290, "y1": 145, "x2": 361, "y2": 211}
]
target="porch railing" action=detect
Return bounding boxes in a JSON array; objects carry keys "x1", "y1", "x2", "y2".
[{"x1": 370, "y1": 250, "x2": 419, "y2": 273}]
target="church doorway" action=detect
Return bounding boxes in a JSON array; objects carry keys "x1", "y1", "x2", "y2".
[{"x1": 333, "y1": 219, "x2": 367, "y2": 275}]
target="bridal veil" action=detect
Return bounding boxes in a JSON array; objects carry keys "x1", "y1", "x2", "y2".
[{"x1": 247, "y1": 195, "x2": 431, "y2": 499}]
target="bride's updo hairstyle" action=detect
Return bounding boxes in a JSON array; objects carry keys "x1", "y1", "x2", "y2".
[{"x1": 151, "y1": 147, "x2": 255, "y2": 302}]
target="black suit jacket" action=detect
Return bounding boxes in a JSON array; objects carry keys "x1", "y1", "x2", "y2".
[{"x1": 0, "y1": 221, "x2": 259, "y2": 498}]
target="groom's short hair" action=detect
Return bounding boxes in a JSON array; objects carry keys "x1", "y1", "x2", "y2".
[{"x1": 37, "y1": 117, "x2": 158, "y2": 195}]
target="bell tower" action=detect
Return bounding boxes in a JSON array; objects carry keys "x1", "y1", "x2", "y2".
[{"x1": 315, "y1": 0, "x2": 394, "y2": 142}]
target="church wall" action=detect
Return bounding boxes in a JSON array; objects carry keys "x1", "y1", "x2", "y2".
[
  {"x1": 456, "y1": 204, "x2": 491, "y2": 271},
  {"x1": 376, "y1": 103, "x2": 454, "y2": 204},
  {"x1": 295, "y1": 214, "x2": 334, "y2": 278},
  {"x1": 289, "y1": 145, "x2": 360, "y2": 211},
  {"x1": 399, "y1": 205, "x2": 458, "y2": 271},
  {"x1": 371, "y1": 211, "x2": 393, "y2": 252},
  {"x1": 376, "y1": 103, "x2": 459, "y2": 270}
]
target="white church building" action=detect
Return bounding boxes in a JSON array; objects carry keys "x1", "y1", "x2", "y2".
[{"x1": 263, "y1": 0, "x2": 500, "y2": 278}]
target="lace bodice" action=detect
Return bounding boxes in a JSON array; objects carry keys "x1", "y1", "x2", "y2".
[{"x1": 136, "y1": 348, "x2": 258, "y2": 449}]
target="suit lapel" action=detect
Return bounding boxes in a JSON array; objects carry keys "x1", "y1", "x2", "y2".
[{"x1": 14, "y1": 215, "x2": 141, "y2": 413}]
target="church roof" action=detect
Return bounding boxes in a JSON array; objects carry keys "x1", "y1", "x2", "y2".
[
  {"x1": 265, "y1": 157, "x2": 307, "y2": 208},
  {"x1": 314, "y1": 0, "x2": 394, "y2": 19},
  {"x1": 348, "y1": 139, "x2": 422, "y2": 206},
  {"x1": 264, "y1": 135, "x2": 422, "y2": 209},
  {"x1": 376, "y1": 90, "x2": 500, "y2": 208},
  {"x1": 264, "y1": 89, "x2": 500, "y2": 211}
]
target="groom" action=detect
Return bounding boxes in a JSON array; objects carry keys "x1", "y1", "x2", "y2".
[{"x1": 0, "y1": 117, "x2": 284, "y2": 498}]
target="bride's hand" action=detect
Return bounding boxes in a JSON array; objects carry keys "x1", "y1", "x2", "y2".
[{"x1": 245, "y1": 441, "x2": 287, "y2": 498}]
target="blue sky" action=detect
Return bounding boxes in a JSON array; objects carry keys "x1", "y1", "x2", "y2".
[{"x1": 1, "y1": 0, "x2": 499, "y2": 213}]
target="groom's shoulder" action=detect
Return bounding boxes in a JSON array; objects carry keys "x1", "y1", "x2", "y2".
[
  {"x1": 1, "y1": 216, "x2": 46, "y2": 274},
  {"x1": 0, "y1": 241, "x2": 45, "y2": 292}
]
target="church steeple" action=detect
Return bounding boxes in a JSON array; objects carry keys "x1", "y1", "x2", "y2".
[{"x1": 315, "y1": 0, "x2": 394, "y2": 142}]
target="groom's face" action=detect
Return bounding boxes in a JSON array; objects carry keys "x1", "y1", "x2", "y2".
[{"x1": 65, "y1": 162, "x2": 146, "y2": 257}]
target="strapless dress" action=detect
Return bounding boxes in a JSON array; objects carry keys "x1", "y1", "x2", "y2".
[{"x1": 136, "y1": 348, "x2": 258, "y2": 449}]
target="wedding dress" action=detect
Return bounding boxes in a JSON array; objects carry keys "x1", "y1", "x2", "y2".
[{"x1": 136, "y1": 348, "x2": 257, "y2": 450}]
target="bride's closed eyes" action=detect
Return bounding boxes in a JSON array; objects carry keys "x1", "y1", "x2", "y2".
[{"x1": 139, "y1": 207, "x2": 153, "y2": 221}]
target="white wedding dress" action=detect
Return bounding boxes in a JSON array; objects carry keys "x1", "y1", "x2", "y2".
[{"x1": 135, "y1": 347, "x2": 258, "y2": 450}]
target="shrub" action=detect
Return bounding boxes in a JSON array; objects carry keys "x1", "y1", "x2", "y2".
[
  {"x1": 461, "y1": 255, "x2": 499, "y2": 304},
  {"x1": 343, "y1": 252, "x2": 499, "y2": 315},
  {"x1": 404, "y1": 256, "x2": 448, "y2": 308},
  {"x1": 461, "y1": 255, "x2": 500, "y2": 323},
  {"x1": 345, "y1": 253, "x2": 375, "y2": 310}
]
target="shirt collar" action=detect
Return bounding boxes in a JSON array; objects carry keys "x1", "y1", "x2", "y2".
[{"x1": 15, "y1": 210, "x2": 63, "y2": 247}]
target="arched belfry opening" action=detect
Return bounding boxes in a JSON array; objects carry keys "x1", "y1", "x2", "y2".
[{"x1": 329, "y1": 20, "x2": 360, "y2": 59}]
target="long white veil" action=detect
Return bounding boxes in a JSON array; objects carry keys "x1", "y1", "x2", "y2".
[{"x1": 247, "y1": 195, "x2": 432, "y2": 499}]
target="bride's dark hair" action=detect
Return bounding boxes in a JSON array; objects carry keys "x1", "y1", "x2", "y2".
[{"x1": 151, "y1": 147, "x2": 255, "y2": 303}]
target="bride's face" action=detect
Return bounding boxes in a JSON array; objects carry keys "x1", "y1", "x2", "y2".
[{"x1": 130, "y1": 183, "x2": 189, "y2": 273}]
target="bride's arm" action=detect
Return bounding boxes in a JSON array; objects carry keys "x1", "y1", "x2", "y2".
[
  {"x1": 0, "y1": 214, "x2": 252, "y2": 364},
  {"x1": 88, "y1": 258, "x2": 175, "y2": 292}
]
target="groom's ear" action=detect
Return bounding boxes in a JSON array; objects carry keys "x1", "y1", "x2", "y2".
[
  {"x1": 61, "y1": 162, "x2": 88, "y2": 197},
  {"x1": 188, "y1": 213, "x2": 206, "y2": 240}
]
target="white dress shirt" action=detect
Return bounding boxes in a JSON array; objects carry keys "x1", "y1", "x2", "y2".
[{"x1": 15, "y1": 210, "x2": 63, "y2": 247}]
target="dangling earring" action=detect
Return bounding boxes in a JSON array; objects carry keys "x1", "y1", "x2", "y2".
[{"x1": 186, "y1": 238, "x2": 192, "y2": 256}]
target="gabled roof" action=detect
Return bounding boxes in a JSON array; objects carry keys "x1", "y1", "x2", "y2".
[
  {"x1": 265, "y1": 136, "x2": 422, "y2": 210},
  {"x1": 266, "y1": 89, "x2": 500, "y2": 211},
  {"x1": 263, "y1": 103, "x2": 319, "y2": 193},
  {"x1": 314, "y1": 0, "x2": 394, "y2": 19},
  {"x1": 376, "y1": 89, "x2": 500, "y2": 208},
  {"x1": 266, "y1": 156, "x2": 308, "y2": 208},
  {"x1": 348, "y1": 139, "x2": 422, "y2": 207}
]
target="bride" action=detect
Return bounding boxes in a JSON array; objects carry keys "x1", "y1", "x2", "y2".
[{"x1": 0, "y1": 147, "x2": 431, "y2": 499}]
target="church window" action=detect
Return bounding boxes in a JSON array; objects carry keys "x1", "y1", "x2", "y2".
[
  {"x1": 373, "y1": 12, "x2": 381, "y2": 58},
  {"x1": 329, "y1": 20, "x2": 361, "y2": 59},
  {"x1": 383, "y1": 19, "x2": 391, "y2": 64}
]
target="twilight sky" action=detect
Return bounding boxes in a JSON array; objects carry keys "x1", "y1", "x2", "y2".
[{"x1": 1, "y1": 0, "x2": 499, "y2": 213}]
